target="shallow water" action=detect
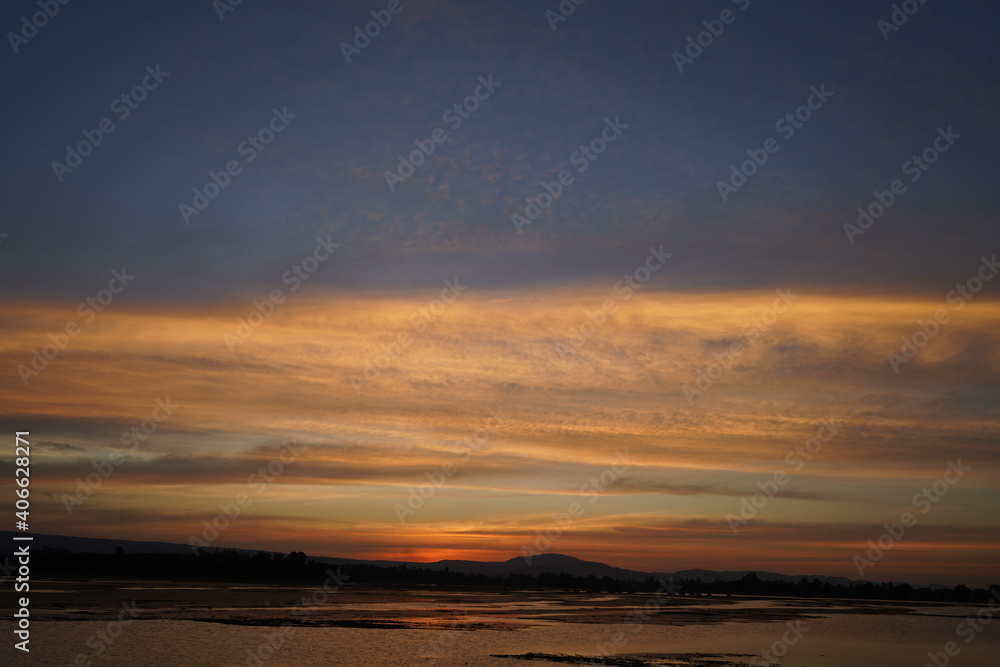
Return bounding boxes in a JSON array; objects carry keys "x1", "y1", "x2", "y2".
[{"x1": 2, "y1": 584, "x2": 998, "y2": 666}]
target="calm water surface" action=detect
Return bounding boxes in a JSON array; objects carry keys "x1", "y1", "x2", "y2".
[{"x1": 2, "y1": 589, "x2": 998, "y2": 666}]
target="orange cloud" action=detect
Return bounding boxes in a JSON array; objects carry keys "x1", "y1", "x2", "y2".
[{"x1": 2, "y1": 289, "x2": 998, "y2": 584}]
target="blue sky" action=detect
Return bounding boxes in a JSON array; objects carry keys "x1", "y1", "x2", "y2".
[{"x1": 2, "y1": 0, "x2": 997, "y2": 301}]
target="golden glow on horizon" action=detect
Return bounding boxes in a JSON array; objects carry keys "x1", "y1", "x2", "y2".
[{"x1": 2, "y1": 288, "x2": 998, "y2": 584}]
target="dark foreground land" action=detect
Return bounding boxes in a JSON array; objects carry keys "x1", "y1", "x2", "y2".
[{"x1": 24, "y1": 545, "x2": 1000, "y2": 603}]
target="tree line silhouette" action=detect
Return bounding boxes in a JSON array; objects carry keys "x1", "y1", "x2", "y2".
[{"x1": 33, "y1": 547, "x2": 999, "y2": 603}]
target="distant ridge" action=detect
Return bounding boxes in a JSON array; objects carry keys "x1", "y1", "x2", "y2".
[
  {"x1": 0, "y1": 531, "x2": 943, "y2": 588},
  {"x1": 410, "y1": 553, "x2": 652, "y2": 581}
]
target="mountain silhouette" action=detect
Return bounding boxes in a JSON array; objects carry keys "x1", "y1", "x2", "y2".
[{"x1": 0, "y1": 531, "x2": 926, "y2": 588}]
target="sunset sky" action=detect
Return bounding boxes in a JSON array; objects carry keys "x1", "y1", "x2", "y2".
[{"x1": 2, "y1": 1, "x2": 998, "y2": 588}]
